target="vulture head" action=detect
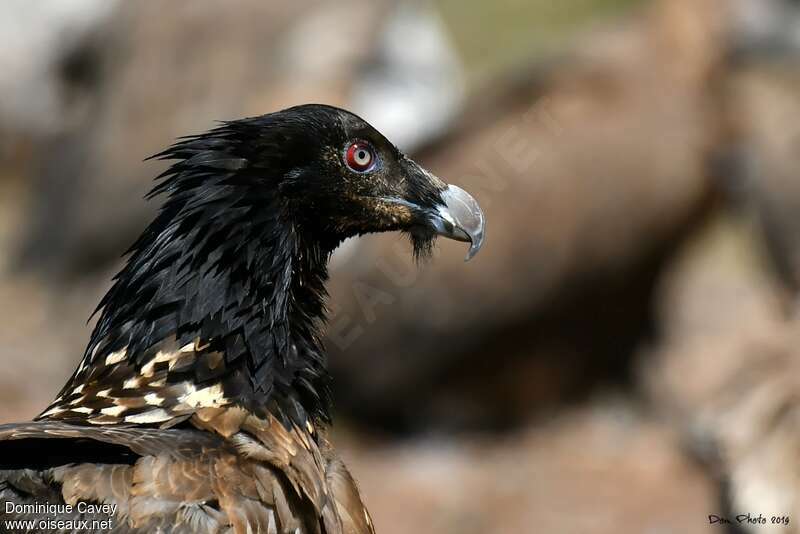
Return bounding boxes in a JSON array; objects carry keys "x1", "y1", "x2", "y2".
[
  {"x1": 154, "y1": 103, "x2": 484, "y2": 260},
  {"x1": 47, "y1": 104, "x2": 484, "y2": 427}
]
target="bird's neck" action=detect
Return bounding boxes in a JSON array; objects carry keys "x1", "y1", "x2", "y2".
[{"x1": 61, "y1": 194, "x2": 335, "y2": 427}]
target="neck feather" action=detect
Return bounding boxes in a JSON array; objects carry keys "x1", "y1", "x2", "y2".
[{"x1": 71, "y1": 177, "x2": 334, "y2": 425}]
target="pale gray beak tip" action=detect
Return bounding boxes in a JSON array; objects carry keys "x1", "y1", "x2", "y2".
[
  {"x1": 464, "y1": 226, "x2": 484, "y2": 262},
  {"x1": 435, "y1": 184, "x2": 485, "y2": 261}
]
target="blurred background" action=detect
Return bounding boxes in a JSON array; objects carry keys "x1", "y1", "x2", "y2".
[{"x1": 2, "y1": 0, "x2": 800, "y2": 532}]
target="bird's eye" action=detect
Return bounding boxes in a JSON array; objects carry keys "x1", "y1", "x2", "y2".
[{"x1": 344, "y1": 141, "x2": 376, "y2": 172}]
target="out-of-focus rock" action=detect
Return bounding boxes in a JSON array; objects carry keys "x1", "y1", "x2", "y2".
[
  {"x1": 643, "y1": 210, "x2": 800, "y2": 530},
  {"x1": 697, "y1": 0, "x2": 800, "y2": 303},
  {"x1": 728, "y1": 0, "x2": 800, "y2": 58},
  {"x1": 717, "y1": 62, "x2": 800, "y2": 300},
  {"x1": 327, "y1": 0, "x2": 721, "y2": 430},
  {"x1": 350, "y1": 1, "x2": 466, "y2": 153},
  {"x1": 0, "y1": 168, "x2": 100, "y2": 422},
  {"x1": 342, "y1": 402, "x2": 716, "y2": 534},
  {"x1": 18, "y1": 0, "x2": 389, "y2": 278},
  {"x1": 0, "y1": 0, "x2": 117, "y2": 136},
  {"x1": 641, "y1": 2, "x2": 800, "y2": 526}
]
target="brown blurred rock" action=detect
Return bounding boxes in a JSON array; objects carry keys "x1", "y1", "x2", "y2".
[
  {"x1": 19, "y1": 0, "x2": 386, "y2": 278},
  {"x1": 722, "y1": 65, "x2": 800, "y2": 300},
  {"x1": 641, "y1": 1, "x2": 800, "y2": 526},
  {"x1": 326, "y1": 1, "x2": 719, "y2": 430},
  {"x1": 643, "y1": 210, "x2": 800, "y2": 530},
  {"x1": 341, "y1": 402, "x2": 716, "y2": 534}
]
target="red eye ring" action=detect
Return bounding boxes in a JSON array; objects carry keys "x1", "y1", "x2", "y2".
[{"x1": 345, "y1": 141, "x2": 376, "y2": 172}]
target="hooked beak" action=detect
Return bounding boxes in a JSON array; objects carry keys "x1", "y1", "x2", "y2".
[
  {"x1": 427, "y1": 185, "x2": 485, "y2": 261},
  {"x1": 379, "y1": 169, "x2": 485, "y2": 260}
]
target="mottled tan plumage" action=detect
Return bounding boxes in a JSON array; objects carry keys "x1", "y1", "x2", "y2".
[
  {"x1": 1, "y1": 412, "x2": 373, "y2": 533},
  {"x1": 1, "y1": 337, "x2": 373, "y2": 532},
  {"x1": 41, "y1": 338, "x2": 233, "y2": 426}
]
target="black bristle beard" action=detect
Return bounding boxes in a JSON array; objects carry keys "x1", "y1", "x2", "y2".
[{"x1": 409, "y1": 228, "x2": 436, "y2": 263}]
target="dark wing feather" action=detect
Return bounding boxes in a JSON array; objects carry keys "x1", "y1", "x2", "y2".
[
  {"x1": 0, "y1": 420, "x2": 332, "y2": 533},
  {"x1": 0, "y1": 421, "x2": 220, "y2": 466}
]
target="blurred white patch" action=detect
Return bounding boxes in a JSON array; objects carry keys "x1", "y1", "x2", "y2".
[
  {"x1": 731, "y1": 0, "x2": 800, "y2": 54},
  {"x1": 351, "y1": 1, "x2": 466, "y2": 152},
  {"x1": 0, "y1": 0, "x2": 117, "y2": 134},
  {"x1": 330, "y1": 236, "x2": 361, "y2": 273},
  {"x1": 279, "y1": 0, "x2": 378, "y2": 85}
]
